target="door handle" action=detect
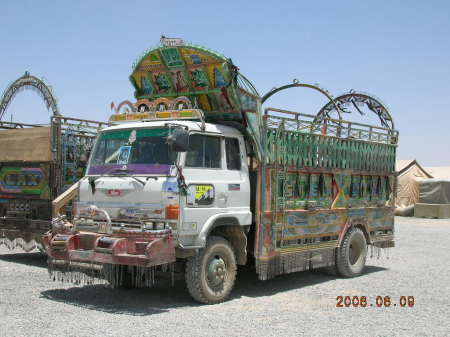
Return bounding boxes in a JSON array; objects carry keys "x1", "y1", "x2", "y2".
[
  {"x1": 218, "y1": 194, "x2": 228, "y2": 202},
  {"x1": 217, "y1": 193, "x2": 228, "y2": 207}
]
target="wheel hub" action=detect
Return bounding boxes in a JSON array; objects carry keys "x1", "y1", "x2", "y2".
[
  {"x1": 349, "y1": 238, "x2": 364, "y2": 265},
  {"x1": 207, "y1": 256, "x2": 226, "y2": 287}
]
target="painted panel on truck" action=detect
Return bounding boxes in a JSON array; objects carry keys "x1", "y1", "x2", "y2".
[
  {"x1": 0, "y1": 166, "x2": 50, "y2": 199},
  {"x1": 129, "y1": 42, "x2": 260, "y2": 123},
  {"x1": 255, "y1": 109, "x2": 397, "y2": 280}
]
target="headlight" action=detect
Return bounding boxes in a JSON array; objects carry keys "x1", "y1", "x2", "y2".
[
  {"x1": 144, "y1": 222, "x2": 154, "y2": 230},
  {"x1": 155, "y1": 222, "x2": 165, "y2": 230}
]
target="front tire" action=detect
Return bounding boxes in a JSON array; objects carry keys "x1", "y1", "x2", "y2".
[
  {"x1": 185, "y1": 236, "x2": 237, "y2": 304},
  {"x1": 336, "y1": 227, "x2": 367, "y2": 277}
]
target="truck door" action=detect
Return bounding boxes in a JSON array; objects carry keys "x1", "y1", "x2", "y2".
[
  {"x1": 180, "y1": 134, "x2": 225, "y2": 240},
  {"x1": 220, "y1": 137, "x2": 250, "y2": 209},
  {"x1": 179, "y1": 134, "x2": 250, "y2": 243}
]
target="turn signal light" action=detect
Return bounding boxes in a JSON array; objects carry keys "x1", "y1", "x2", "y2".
[{"x1": 165, "y1": 204, "x2": 179, "y2": 219}]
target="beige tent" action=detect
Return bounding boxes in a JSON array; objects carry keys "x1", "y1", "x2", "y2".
[
  {"x1": 415, "y1": 168, "x2": 450, "y2": 218},
  {"x1": 424, "y1": 166, "x2": 450, "y2": 180},
  {"x1": 396, "y1": 159, "x2": 433, "y2": 210}
]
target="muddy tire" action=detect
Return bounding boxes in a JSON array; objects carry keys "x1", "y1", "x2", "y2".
[
  {"x1": 336, "y1": 227, "x2": 367, "y2": 277},
  {"x1": 185, "y1": 236, "x2": 237, "y2": 304}
]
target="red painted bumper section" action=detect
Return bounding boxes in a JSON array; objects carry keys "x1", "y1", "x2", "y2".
[{"x1": 42, "y1": 230, "x2": 176, "y2": 269}]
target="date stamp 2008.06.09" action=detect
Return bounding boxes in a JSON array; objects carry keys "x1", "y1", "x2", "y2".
[{"x1": 336, "y1": 296, "x2": 415, "y2": 308}]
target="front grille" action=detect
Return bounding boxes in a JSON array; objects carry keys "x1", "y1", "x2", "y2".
[{"x1": 74, "y1": 219, "x2": 177, "y2": 233}]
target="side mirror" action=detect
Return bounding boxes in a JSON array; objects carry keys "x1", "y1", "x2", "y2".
[{"x1": 168, "y1": 128, "x2": 189, "y2": 152}]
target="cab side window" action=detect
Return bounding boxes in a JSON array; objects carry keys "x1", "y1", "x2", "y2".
[
  {"x1": 185, "y1": 134, "x2": 221, "y2": 168},
  {"x1": 225, "y1": 138, "x2": 241, "y2": 170}
]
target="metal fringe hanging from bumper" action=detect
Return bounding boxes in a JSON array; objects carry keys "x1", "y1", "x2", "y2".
[{"x1": 47, "y1": 258, "x2": 174, "y2": 288}]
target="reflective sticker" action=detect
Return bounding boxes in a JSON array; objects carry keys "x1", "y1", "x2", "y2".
[
  {"x1": 182, "y1": 222, "x2": 197, "y2": 231},
  {"x1": 228, "y1": 184, "x2": 240, "y2": 191}
]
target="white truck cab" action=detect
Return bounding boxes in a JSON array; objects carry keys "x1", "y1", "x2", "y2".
[{"x1": 76, "y1": 119, "x2": 251, "y2": 249}]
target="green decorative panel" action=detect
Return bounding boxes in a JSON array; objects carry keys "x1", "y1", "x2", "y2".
[
  {"x1": 265, "y1": 129, "x2": 396, "y2": 174},
  {"x1": 160, "y1": 48, "x2": 183, "y2": 68}
]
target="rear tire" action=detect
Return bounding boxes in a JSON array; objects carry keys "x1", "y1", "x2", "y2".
[
  {"x1": 336, "y1": 227, "x2": 367, "y2": 277},
  {"x1": 185, "y1": 236, "x2": 237, "y2": 304}
]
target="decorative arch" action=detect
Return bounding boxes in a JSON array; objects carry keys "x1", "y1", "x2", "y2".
[
  {"x1": 316, "y1": 91, "x2": 394, "y2": 129},
  {"x1": 169, "y1": 96, "x2": 192, "y2": 110},
  {"x1": 112, "y1": 100, "x2": 136, "y2": 114},
  {"x1": 261, "y1": 80, "x2": 343, "y2": 119},
  {"x1": 0, "y1": 71, "x2": 60, "y2": 121},
  {"x1": 134, "y1": 99, "x2": 155, "y2": 112},
  {"x1": 153, "y1": 97, "x2": 171, "y2": 111}
]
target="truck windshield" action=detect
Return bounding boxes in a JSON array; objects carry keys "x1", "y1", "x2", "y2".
[{"x1": 88, "y1": 128, "x2": 176, "y2": 175}]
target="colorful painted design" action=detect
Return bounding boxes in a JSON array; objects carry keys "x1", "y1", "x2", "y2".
[
  {"x1": 255, "y1": 108, "x2": 397, "y2": 280},
  {"x1": 153, "y1": 72, "x2": 172, "y2": 93},
  {"x1": 171, "y1": 70, "x2": 189, "y2": 93},
  {"x1": 109, "y1": 108, "x2": 202, "y2": 122},
  {"x1": 160, "y1": 48, "x2": 183, "y2": 68},
  {"x1": 64, "y1": 164, "x2": 85, "y2": 186},
  {"x1": 265, "y1": 128, "x2": 396, "y2": 172},
  {"x1": 130, "y1": 42, "x2": 260, "y2": 122},
  {"x1": 189, "y1": 54, "x2": 201, "y2": 64},
  {"x1": 190, "y1": 68, "x2": 209, "y2": 90},
  {"x1": 141, "y1": 76, "x2": 153, "y2": 95},
  {"x1": 213, "y1": 67, "x2": 226, "y2": 87},
  {"x1": 0, "y1": 167, "x2": 49, "y2": 199}
]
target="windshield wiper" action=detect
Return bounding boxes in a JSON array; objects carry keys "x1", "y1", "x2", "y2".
[
  {"x1": 109, "y1": 168, "x2": 146, "y2": 186},
  {"x1": 87, "y1": 168, "x2": 127, "y2": 192},
  {"x1": 108, "y1": 168, "x2": 131, "y2": 175},
  {"x1": 87, "y1": 168, "x2": 147, "y2": 194}
]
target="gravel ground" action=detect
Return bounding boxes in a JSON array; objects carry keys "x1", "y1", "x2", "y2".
[{"x1": 0, "y1": 217, "x2": 449, "y2": 337}]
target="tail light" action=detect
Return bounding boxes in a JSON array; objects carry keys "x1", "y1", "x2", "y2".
[{"x1": 165, "y1": 204, "x2": 179, "y2": 220}]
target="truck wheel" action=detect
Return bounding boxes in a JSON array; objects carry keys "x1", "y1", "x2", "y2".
[
  {"x1": 185, "y1": 236, "x2": 237, "y2": 304},
  {"x1": 336, "y1": 227, "x2": 367, "y2": 277}
]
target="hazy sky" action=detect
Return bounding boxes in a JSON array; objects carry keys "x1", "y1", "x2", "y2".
[{"x1": 1, "y1": 1, "x2": 449, "y2": 165}]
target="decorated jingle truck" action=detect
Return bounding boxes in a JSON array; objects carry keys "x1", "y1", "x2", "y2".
[
  {"x1": 43, "y1": 38, "x2": 398, "y2": 304},
  {"x1": 0, "y1": 72, "x2": 108, "y2": 251}
]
